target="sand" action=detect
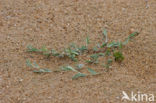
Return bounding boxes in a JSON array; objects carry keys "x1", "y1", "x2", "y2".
[{"x1": 0, "y1": 0, "x2": 156, "y2": 103}]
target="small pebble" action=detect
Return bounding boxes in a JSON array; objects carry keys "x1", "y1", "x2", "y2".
[{"x1": 129, "y1": 28, "x2": 135, "y2": 34}]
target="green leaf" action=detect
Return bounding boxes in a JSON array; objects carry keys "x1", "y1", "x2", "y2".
[
  {"x1": 113, "y1": 51, "x2": 124, "y2": 62},
  {"x1": 123, "y1": 32, "x2": 139, "y2": 45},
  {"x1": 64, "y1": 48, "x2": 79, "y2": 61},
  {"x1": 86, "y1": 36, "x2": 90, "y2": 46},
  {"x1": 128, "y1": 32, "x2": 139, "y2": 39},
  {"x1": 70, "y1": 50, "x2": 79, "y2": 55},
  {"x1": 107, "y1": 59, "x2": 113, "y2": 64},
  {"x1": 61, "y1": 66, "x2": 78, "y2": 72},
  {"x1": 103, "y1": 29, "x2": 107, "y2": 37},
  {"x1": 103, "y1": 29, "x2": 108, "y2": 43},
  {"x1": 69, "y1": 55, "x2": 77, "y2": 62},
  {"x1": 72, "y1": 73, "x2": 86, "y2": 79},
  {"x1": 118, "y1": 42, "x2": 123, "y2": 49},
  {"x1": 101, "y1": 42, "x2": 107, "y2": 48},
  {"x1": 51, "y1": 49, "x2": 61, "y2": 57},
  {"x1": 26, "y1": 59, "x2": 33, "y2": 67},
  {"x1": 27, "y1": 45, "x2": 39, "y2": 52},
  {"x1": 93, "y1": 46, "x2": 98, "y2": 52},
  {"x1": 90, "y1": 54, "x2": 99, "y2": 59},
  {"x1": 87, "y1": 53, "x2": 104, "y2": 64},
  {"x1": 107, "y1": 41, "x2": 116, "y2": 48},
  {"x1": 107, "y1": 41, "x2": 123, "y2": 49},
  {"x1": 33, "y1": 68, "x2": 51, "y2": 73},
  {"x1": 86, "y1": 60, "x2": 94, "y2": 64},
  {"x1": 40, "y1": 46, "x2": 48, "y2": 52},
  {"x1": 98, "y1": 53, "x2": 105, "y2": 56},
  {"x1": 78, "y1": 45, "x2": 87, "y2": 53},
  {"x1": 87, "y1": 68, "x2": 98, "y2": 75},
  {"x1": 105, "y1": 49, "x2": 111, "y2": 56},
  {"x1": 43, "y1": 52, "x2": 51, "y2": 57}
]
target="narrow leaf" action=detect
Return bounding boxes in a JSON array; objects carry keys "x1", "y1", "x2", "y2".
[
  {"x1": 123, "y1": 32, "x2": 139, "y2": 45},
  {"x1": 78, "y1": 45, "x2": 87, "y2": 53},
  {"x1": 27, "y1": 45, "x2": 39, "y2": 52},
  {"x1": 103, "y1": 29, "x2": 107, "y2": 37},
  {"x1": 26, "y1": 59, "x2": 33, "y2": 67},
  {"x1": 87, "y1": 68, "x2": 98, "y2": 75},
  {"x1": 107, "y1": 59, "x2": 113, "y2": 64},
  {"x1": 61, "y1": 66, "x2": 78, "y2": 72},
  {"x1": 33, "y1": 68, "x2": 51, "y2": 73},
  {"x1": 103, "y1": 29, "x2": 108, "y2": 43},
  {"x1": 93, "y1": 46, "x2": 98, "y2": 52},
  {"x1": 72, "y1": 73, "x2": 86, "y2": 79},
  {"x1": 86, "y1": 36, "x2": 90, "y2": 46}
]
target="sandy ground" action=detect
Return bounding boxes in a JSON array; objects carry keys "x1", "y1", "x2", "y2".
[{"x1": 0, "y1": 0, "x2": 156, "y2": 103}]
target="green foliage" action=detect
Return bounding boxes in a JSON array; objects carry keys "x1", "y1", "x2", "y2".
[
  {"x1": 86, "y1": 36, "x2": 90, "y2": 46},
  {"x1": 72, "y1": 73, "x2": 86, "y2": 80},
  {"x1": 101, "y1": 42, "x2": 107, "y2": 48},
  {"x1": 26, "y1": 59, "x2": 33, "y2": 67},
  {"x1": 27, "y1": 45, "x2": 39, "y2": 52},
  {"x1": 33, "y1": 69, "x2": 52, "y2": 73},
  {"x1": 113, "y1": 51, "x2": 124, "y2": 62},
  {"x1": 107, "y1": 59, "x2": 113, "y2": 64},
  {"x1": 26, "y1": 59, "x2": 51, "y2": 73},
  {"x1": 78, "y1": 45, "x2": 87, "y2": 53},
  {"x1": 41, "y1": 46, "x2": 48, "y2": 52},
  {"x1": 26, "y1": 59, "x2": 40, "y2": 69},
  {"x1": 87, "y1": 68, "x2": 98, "y2": 75},
  {"x1": 90, "y1": 53, "x2": 101, "y2": 60},
  {"x1": 107, "y1": 41, "x2": 123, "y2": 49},
  {"x1": 26, "y1": 29, "x2": 139, "y2": 79},
  {"x1": 33, "y1": 62, "x2": 40, "y2": 69},
  {"x1": 123, "y1": 32, "x2": 139, "y2": 45},
  {"x1": 61, "y1": 65, "x2": 87, "y2": 79},
  {"x1": 87, "y1": 53, "x2": 104, "y2": 64},
  {"x1": 64, "y1": 48, "x2": 79, "y2": 61},
  {"x1": 93, "y1": 46, "x2": 99, "y2": 52},
  {"x1": 27, "y1": 45, "x2": 51, "y2": 57},
  {"x1": 61, "y1": 66, "x2": 78, "y2": 72},
  {"x1": 105, "y1": 49, "x2": 111, "y2": 56},
  {"x1": 103, "y1": 29, "x2": 108, "y2": 43},
  {"x1": 51, "y1": 49, "x2": 62, "y2": 57}
]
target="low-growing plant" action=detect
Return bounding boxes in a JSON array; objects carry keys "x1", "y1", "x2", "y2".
[
  {"x1": 102, "y1": 29, "x2": 108, "y2": 43},
  {"x1": 87, "y1": 68, "x2": 98, "y2": 75},
  {"x1": 123, "y1": 32, "x2": 139, "y2": 45},
  {"x1": 60, "y1": 65, "x2": 78, "y2": 72},
  {"x1": 86, "y1": 53, "x2": 104, "y2": 64},
  {"x1": 86, "y1": 36, "x2": 90, "y2": 47},
  {"x1": 26, "y1": 59, "x2": 51, "y2": 73},
  {"x1": 113, "y1": 51, "x2": 124, "y2": 62},
  {"x1": 26, "y1": 29, "x2": 139, "y2": 79},
  {"x1": 72, "y1": 73, "x2": 86, "y2": 80},
  {"x1": 27, "y1": 45, "x2": 40, "y2": 52}
]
